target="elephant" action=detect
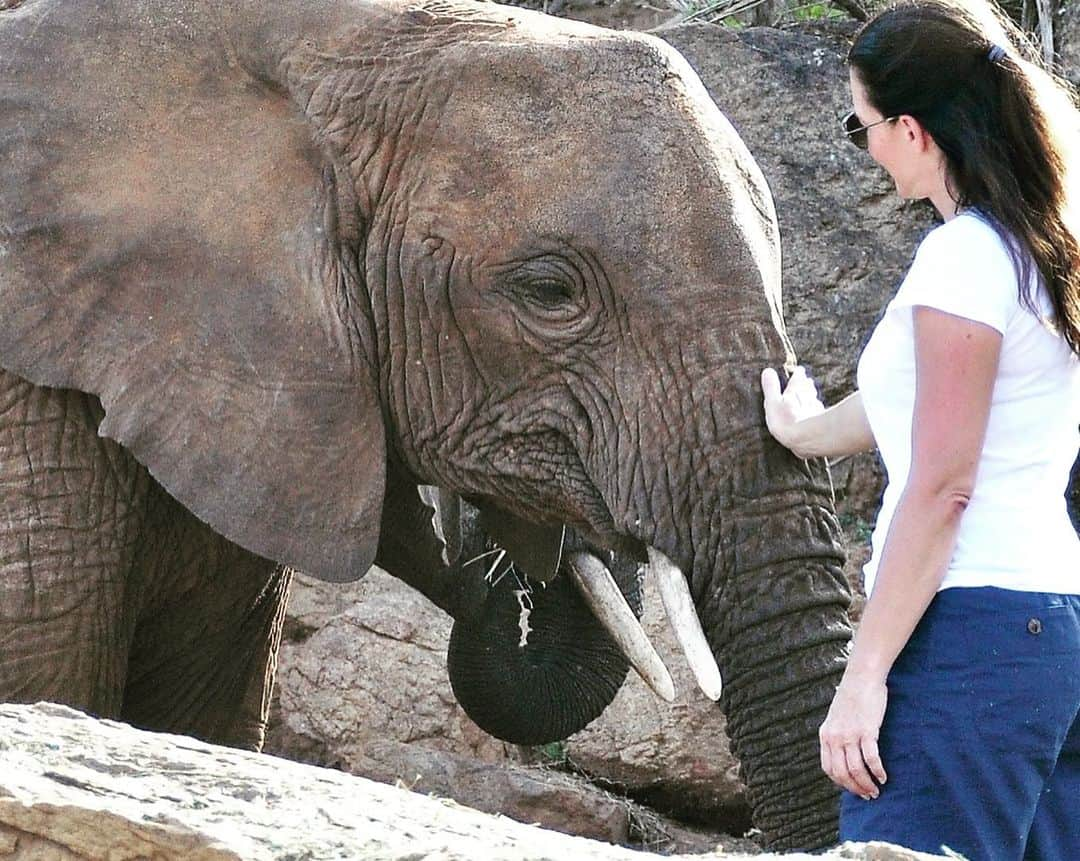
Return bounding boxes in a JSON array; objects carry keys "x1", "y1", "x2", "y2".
[{"x1": 0, "y1": 0, "x2": 853, "y2": 850}]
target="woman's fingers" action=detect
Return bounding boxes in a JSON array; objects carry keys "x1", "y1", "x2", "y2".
[
  {"x1": 789, "y1": 367, "x2": 824, "y2": 413},
  {"x1": 862, "y1": 735, "x2": 888, "y2": 786},
  {"x1": 761, "y1": 367, "x2": 795, "y2": 446},
  {"x1": 762, "y1": 365, "x2": 823, "y2": 454},
  {"x1": 843, "y1": 742, "x2": 881, "y2": 799},
  {"x1": 820, "y1": 734, "x2": 881, "y2": 799},
  {"x1": 761, "y1": 367, "x2": 782, "y2": 403},
  {"x1": 762, "y1": 366, "x2": 815, "y2": 409},
  {"x1": 820, "y1": 731, "x2": 861, "y2": 796},
  {"x1": 819, "y1": 675, "x2": 888, "y2": 799}
]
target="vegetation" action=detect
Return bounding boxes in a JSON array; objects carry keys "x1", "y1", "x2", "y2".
[
  {"x1": 839, "y1": 511, "x2": 873, "y2": 545},
  {"x1": 666, "y1": 0, "x2": 1073, "y2": 63}
]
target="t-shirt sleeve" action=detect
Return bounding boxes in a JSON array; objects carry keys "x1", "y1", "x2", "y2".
[{"x1": 890, "y1": 218, "x2": 1019, "y2": 335}]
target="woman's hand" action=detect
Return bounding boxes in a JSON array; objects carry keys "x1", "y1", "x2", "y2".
[
  {"x1": 819, "y1": 669, "x2": 889, "y2": 800},
  {"x1": 760, "y1": 366, "x2": 825, "y2": 455}
]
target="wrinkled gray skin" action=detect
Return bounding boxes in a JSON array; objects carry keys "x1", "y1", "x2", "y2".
[{"x1": 0, "y1": 0, "x2": 851, "y2": 849}]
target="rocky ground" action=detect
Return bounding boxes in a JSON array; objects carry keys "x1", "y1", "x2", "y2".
[{"x1": 0, "y1": 703, "x2": 949, "y2": 860}]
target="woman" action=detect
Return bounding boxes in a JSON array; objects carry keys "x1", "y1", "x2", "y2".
[{"x1": 761, "y1": 1, "x2": 1080, "y2": 857}]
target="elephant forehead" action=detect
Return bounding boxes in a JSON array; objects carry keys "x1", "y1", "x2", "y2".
[
  {"x1": 412, "y1": 37, "x2": 776, "y2": 292},
  {"x1": 427, "y1": 32, "x2": 724, "y2": 181}
]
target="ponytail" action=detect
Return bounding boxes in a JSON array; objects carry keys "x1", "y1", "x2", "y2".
[{"x1": 849, "y1": 0, "x2": 1080, "y2": 356}]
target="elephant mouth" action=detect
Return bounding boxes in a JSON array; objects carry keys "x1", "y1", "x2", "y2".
[
  {"x1": 435, "y1": 490, "x2": 723, "y2": 706},
  {"x1": 545, "y1": 517, "x2": 723, "y2": 704},
  {"x1": 567, "y1": 545, "x2": 723, "y2": 704}
]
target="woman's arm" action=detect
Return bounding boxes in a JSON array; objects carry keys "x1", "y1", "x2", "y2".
[
  {"x1": 761, "y1": 367, "x2": 876, "y2": 458},
  {"x1": 818, "y1": 306, "x2": 1002, "y2": 800}
]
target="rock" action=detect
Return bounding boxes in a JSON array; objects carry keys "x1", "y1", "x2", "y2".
[
  {"x1": 343, "y1": 738, "x2": 632, "y2": 844},
  {"x1": 498, "y1": 0, "x2": 676, "y2": 31},
  {"x1": 841, "y1": 538, "x2": 872, "y2": 623},
  {"x1": 268, "y1": 569, "x2": 508, "y2": 766},
  {"x1": 565, "y1": 567, "x2": 751, "y2": 834},
  {"x1": 1060, "y1": 2, "x2": 1079, "y2": 85},
  {"x1": 266, "y1": 569, "x2": 752, "y2": 845},
  {"x1": 0, "y1": 702, "x2": 953, "y2": 860}
]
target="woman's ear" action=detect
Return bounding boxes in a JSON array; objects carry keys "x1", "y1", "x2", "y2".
[{"x1": 900, "y1": 114, "x2": 935, "y2": 152}]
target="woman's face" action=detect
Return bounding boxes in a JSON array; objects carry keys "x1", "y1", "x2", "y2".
[
  {"x1": 848, "y1": 68, "x2": 956, "y2": 219},
  {"x1": 848, "y1": 68, "x2": 914, "y2": 196}
]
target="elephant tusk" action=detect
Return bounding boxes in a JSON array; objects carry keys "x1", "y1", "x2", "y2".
[
  {"x1": 647, "y1": 547, "x2": 723, "y2": 701},
  {"x1": 566, "y1": 551, "x2": 676, "y2": 703}
]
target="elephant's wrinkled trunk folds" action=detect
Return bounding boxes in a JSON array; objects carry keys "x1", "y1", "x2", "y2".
[
  {"x1": 608, "y1": 390, "x2": 850, "y2": 849},
  {"x1": 693, "y1": 448, "x2": 851, "y2": 850}
]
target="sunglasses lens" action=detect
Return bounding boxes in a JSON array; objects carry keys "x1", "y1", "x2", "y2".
[{"x1": 842, "y1": 112, "x2": 869, "y2": 150}]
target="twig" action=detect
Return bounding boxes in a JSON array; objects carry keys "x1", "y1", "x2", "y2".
[{"x1": 828, "y1": 0, "x2": 868, "y2": 22}]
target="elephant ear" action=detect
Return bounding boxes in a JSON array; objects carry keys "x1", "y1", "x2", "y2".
[{"x1": 0, "y1": 1, "x2": 383, "y2": 580}]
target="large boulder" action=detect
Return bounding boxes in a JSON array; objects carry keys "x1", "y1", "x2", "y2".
[
  {"x1": 265, "y1": 569, "x2": 754, "y2": 847},
  {"x1": 267, "y1": 568, "x2": 507, "y2": 766},
  {"x1": 0, "y1": 702, "x2": 953, "y2": 860},
  {"x1": 2, "y1": 703, "x2": 954, "y2": 861}
]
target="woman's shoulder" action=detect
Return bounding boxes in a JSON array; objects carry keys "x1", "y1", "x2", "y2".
[
  {"x1": 915, "y1": 210, "x2": 1014, "y2": 266},
  {"x1": 896, "y1": 210, "x2": 1023, "y2": 331}
]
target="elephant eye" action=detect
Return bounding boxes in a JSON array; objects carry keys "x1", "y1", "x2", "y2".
[
  {"x1": 500, "y1": 257, "x2": 584, "y2": 320},
  {"x1": 515, "y1": 276, "x2": 575, "y2": 309}
]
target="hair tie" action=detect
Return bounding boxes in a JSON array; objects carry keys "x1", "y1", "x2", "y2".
[{"x1": 987, "y1": 44, "x2": 1007, "y2": 64}]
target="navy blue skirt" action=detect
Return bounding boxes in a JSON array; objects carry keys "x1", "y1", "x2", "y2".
[{"x1": 840, "y1": 587, "x2": 1080, "y2": 861}]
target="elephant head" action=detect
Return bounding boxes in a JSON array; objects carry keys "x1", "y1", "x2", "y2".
[{"x1": 0, "y1": 0, "x2": 851, "y2": 848}]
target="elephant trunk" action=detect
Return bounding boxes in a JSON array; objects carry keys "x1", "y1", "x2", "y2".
[
  {"x1": 719, "y1": 557, "x2": 850, "y2": 850},
  {"x1": 703, "y1": 452, "x2": 850, "y2": 851},
  {"x1": 444, "y1": 504, "x2": 647, "y2": 746},
  {"x1": 627, "y1": 434, "x2": 850, "y2": 851}
]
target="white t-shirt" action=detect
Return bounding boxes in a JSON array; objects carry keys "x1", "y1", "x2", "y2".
[{"x1": 856, "y1": 210, "x2": 1080, "y2": 596}]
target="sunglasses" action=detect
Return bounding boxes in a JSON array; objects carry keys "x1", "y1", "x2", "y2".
[{"x1": 841, "y1": 110, "x2": 898, "y2": 150}]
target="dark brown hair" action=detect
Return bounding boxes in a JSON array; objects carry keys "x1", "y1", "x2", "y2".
[{"x1": 849, "y1": 0, "x2": 1080, "y2": 356}]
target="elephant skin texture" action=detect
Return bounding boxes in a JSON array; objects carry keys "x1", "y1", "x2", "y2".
[
  {"x1": 268, "y1": 22, "x2": 955, "y2": 842},
  {"x1": 0, "y1": 0, "x2": 852, "y2": 849}
]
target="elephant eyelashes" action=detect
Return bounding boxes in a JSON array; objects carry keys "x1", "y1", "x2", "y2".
[
  {"x1": 500, "y1": 258, "x2": 586, "y2": 321},
  {"x1": 518, "y1": 277, "x2": 576, "y2": 309}
]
